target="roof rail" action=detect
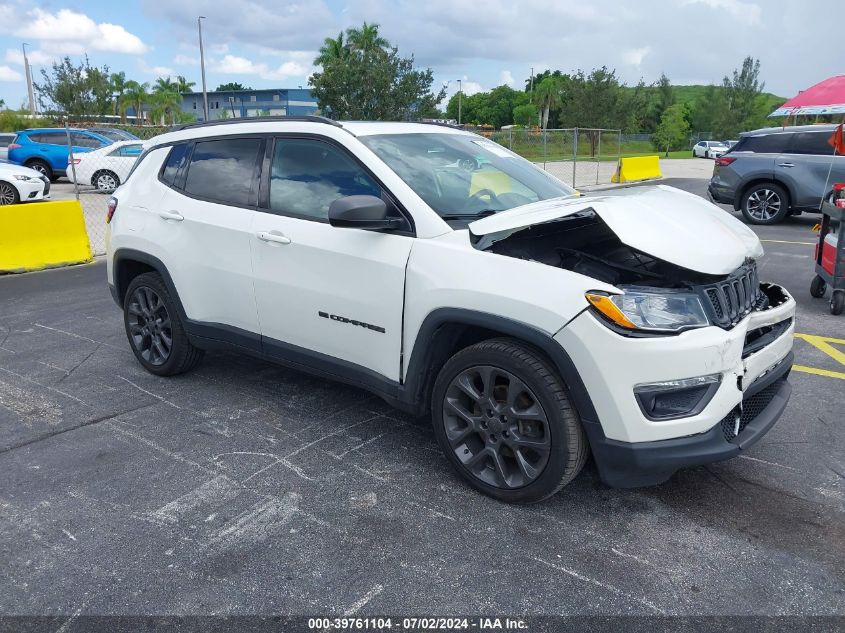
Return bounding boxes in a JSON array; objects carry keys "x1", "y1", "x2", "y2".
[
  {"x1": 172, "y1": 115, "x2": 342, "y2": 132},
  {"x1": 415, "y1": 120, "x2": 464, "y2": 129}
]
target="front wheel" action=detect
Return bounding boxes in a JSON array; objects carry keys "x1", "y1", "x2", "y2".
[
  {"x1": 123, "y1": 272, "x2": 204, "y2": 376},
  {"x1": 431, "y1": 339, "x2": 588, "y2": 503},
  {"x1": 741, "y1": 183, "x2": 789, "y2": 225}
]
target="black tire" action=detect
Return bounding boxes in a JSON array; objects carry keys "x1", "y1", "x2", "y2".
[
  {"x1": 123, "y1": 272, "x2": 204, "y2": 376},
  {"x1": 740, "y1": 183, "x2": 790, "y2": 225},
  {"x1": 431, "y1": 338, "x2": 588, "y2": 503},
  {"x1": 92, "y1": 170, "x2": 120, "y2": 192},
  {"x1": 705, "y1": 150, "x2": 710, "y2": 159},
  {"x1": 0, "y1": 180, "x2": 20, "y2": 205},
  {"x1": 810, "y1": 275, "x2": 827, "y2": 298},
  {"x1": 832, "y1": 291, "x2": 845, "y2": 316},
  {"x1": 24, "y1": 159, "x2": 52, "y2": 181}
]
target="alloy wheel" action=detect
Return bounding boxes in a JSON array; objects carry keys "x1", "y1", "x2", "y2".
[
  {"x1": 442, "y1": 365, "x2": 551, "y2": 489},
  {"x1": 746, "y1": 189, "x2": 781, "y2": 221},
  {"x1": 96, "y1": 172, "x2": 117, "y2": 191},
  {"x1": 0, "y1": 182, "x2": 16, "y2": 205},
  {"x1": 29, "y1": 163, "x2": 47, "y2": 176},
  {"x1": 127, "y1": 286, "x2": 173, "y2": 366}
]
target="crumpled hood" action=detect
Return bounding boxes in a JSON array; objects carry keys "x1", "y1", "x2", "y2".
[{"x1": 468, "y1": 185, "x2": 763, "y2": 275}]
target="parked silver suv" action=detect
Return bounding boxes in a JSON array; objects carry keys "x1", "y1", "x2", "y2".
[{"x1": 708, "y1": 124, "x2": 844, "y2": 224}]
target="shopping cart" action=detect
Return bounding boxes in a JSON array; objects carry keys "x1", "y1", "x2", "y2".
[{"x1": 810, "y1": 187, "x2": 844, "y2": 315}]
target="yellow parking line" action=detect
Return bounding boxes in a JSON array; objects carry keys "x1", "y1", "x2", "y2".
[
  {"x1": 793, "y1": 365, "x2": 845, "y2": 380},
  {"x1": 760, "y1": 239, "x2": 815, "y2": 245}
]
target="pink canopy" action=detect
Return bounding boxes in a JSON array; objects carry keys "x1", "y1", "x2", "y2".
[{"x1": 770, "y1": 75, "x2": 845, "y2": 117}]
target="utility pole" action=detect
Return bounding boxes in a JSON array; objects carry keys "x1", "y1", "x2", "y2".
[
  {"x1": 530, "y1": 67, "x2": 534, "y2": 102},
  {"x1": 198, "y1": 16, "x2": 209, "y2": 121},
  {"x1": 22, "y1": 43, "x2": 35, "y2": 116},
  {"x1": 456, "y1": 79, "x2": 462, "y2": 126}
]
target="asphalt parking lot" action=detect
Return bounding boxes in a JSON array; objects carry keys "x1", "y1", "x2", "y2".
[{"x1": 0, "y1": 178, "x2": 843, "y2": 621}]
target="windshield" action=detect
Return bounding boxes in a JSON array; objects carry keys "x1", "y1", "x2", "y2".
[{"x1": 360, "y1": 132, "x2": 576, "y2": 219}]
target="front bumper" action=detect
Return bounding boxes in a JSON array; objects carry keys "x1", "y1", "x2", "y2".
[
  {"x1": 583, "y1": 354, "x2": 792, "y2": 487},
  {"x1": 554, "y1": 283, "x2": 795, "y2": 486},
  {"x1": 16, "y1": 178, "x2": 49, "y2": 202}
]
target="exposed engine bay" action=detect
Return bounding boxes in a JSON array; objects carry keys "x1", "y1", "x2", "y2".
[{"x1": 478, "y1": 209, "x2": 722, "y2": 288}]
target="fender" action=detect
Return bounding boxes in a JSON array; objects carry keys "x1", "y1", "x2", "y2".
[{"x1": 401, "y1": 308, "x2": 599, "y2": 425}]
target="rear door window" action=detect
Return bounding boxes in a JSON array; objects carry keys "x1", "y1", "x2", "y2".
[
  {"x1": 34, "y1": 132, "x2": 67, "y2": 146},
  {"x1": 183, "y1": 137, "x2": 263, "y2": 207},
  {"x1": 733, "y1": 134, "x2": 792, "y2": 154}
]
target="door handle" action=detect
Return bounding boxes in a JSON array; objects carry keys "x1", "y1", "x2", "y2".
[
  {"x1": 777, "y1": 163, "x2": 794, "y2": 168},
  {"x1": 257, "y1": 231, "x2": 291, "y2": 245},
  {"x1": 158, "y1": 210, "x2": 184, "y2": 221}
]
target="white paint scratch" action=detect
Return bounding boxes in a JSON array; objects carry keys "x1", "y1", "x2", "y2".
[
  {"x1": 330, "y1": 432, "x2": 387, "y2": 458},
  {"x1": 532, "y1": 557, "x2": 665, "y2": 614},
  {"x1": 738, "y1": 455, "x2": 798, "y2": 471},
  {"x1": 149, "y1": 475, "x2": 239, "y2": 524},
  {"x1": 118, "y1": 376, "x2": 182, "y2": 409},
  {"x1": 352, "y1": 464, "x2": 390, "y2": 483},
  {"x1": 107, "y1": 422, "x2": 217, "y2": 474},
  {"x1": 61, "y1": 529, "x2": 77, "y2": 542},
  {"x1": 34, "y1": 323, "x2": 120, "y2": 348},
  {"x1": 54, "y1": 606, "x2": 83, "y2": 633},
  {"x1": 0, "y1": 367, "x2": 87, "y2": 405},
  {"x1": 204, "y1": 493, "x2": 300, "y2": 550},
  {"x1": 342, "y1": 584, "x2": 384, "y2": 616},
  {"x1": 610, "y1": 547, "x2": 651, "y2": 566}
]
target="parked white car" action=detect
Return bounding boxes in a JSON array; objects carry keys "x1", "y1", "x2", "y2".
[
  {"x1": 692, "y1": 140, "x2": 729, "y2": 158},
  {"x1": 106, "y1": 118, "x2": 796, "y2": 502},
  {"x1": 69, "y1": 140, "x2": 143, "y2": 192},
  {"x1": 0, "y1": 132, "x2": 16, "y2": 161},
  {"x1": 0, "y1": 161, "x2": 50, "y2": 205}
]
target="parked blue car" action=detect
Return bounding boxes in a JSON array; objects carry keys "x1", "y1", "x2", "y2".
[{"x1": 8, "y1": 128, "x2": 114, "y2": 181}]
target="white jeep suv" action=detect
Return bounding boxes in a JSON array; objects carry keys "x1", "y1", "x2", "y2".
[{"x1": 106, "y1": 117, "x2": 796, "y2": 502}]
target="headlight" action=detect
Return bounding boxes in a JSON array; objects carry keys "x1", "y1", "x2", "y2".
[
  {"x1": 586, "y1": 289, "x2": 710, "y2": 333},
  {"x1": 13, "y1": 175, "x2": 38, "y2": 181}
]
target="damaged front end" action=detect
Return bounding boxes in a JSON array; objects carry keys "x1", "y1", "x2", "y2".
[{"x1": 472, "y1": 206, "x2": 790, "y2": 336}]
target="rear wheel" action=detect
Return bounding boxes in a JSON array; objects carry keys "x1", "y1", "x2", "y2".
[
  {"x1": 93, "y1": 170, "x2": 119, "y2": 192},
  {"x1": 741, "y1": 183, "x2": 789, "y2": 225},
  {"x1": 0, "y1": 181, "x2": 20, "y2": 205},
  {"x1": 810, "y1": 275, "x2": 827, "y2": 298},
  {"x1": 123, "y1": 272, "x2": 204, "y2": 376},
  {"x1": 25, "y1": 159, "x2": 52, "y2": 181},
  {"x1": 431, "y1": 338, "x2": 588, "y2": 503}
]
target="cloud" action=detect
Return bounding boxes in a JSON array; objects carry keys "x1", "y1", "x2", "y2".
[
  {"x1": 140, "y1": 61, "x2": 176, "y2": 77},
  {"x1": 173, "y1": 54, "x2": 199, "y2": 66},
  {"x1": 499, "y1": 70, "x2": 515, "y2": 87},
  {"x1": 16, "y1": 8, "x2": 148, "y2": 54},
  {"x1": 0, "y1": 65, "x2": 23, "y2": 82},
  {"x1": 623, "y1": 46, "x2": 651, "y2": 66},
  {"x1": 681, "y1": 0, "x2": 762, "y2": 25},
  {"x1": 5, "y1": 48, "x2": 54, "y2": 67},
  {"x1": 211, "y1": 54, "x2": 310, "y2": 81}
]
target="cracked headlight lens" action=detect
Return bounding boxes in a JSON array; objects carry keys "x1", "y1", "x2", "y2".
[{"x1": 586, "y1": 290, "x2": 710, "y2": 333}]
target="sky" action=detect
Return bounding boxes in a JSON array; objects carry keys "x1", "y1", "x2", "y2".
[{"x1": 0, "y1": 0, "x2": 841, "y2": 110}]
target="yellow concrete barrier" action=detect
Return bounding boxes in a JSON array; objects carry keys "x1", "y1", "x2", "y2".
[
  {"x1": 611, "y1": 155, "x2": 662, "y2": 183},
  {"x1": 0, "y1": 200, "x2": 93, "y2": 273}
]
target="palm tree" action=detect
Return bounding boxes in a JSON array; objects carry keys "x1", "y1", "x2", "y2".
[
  {"x1": 121, "y1": 80, "x2": 150, "y2": 124},
  {"x1": 346, "y1": 22, "x2": 388, "y2": 54},
  {"x1": 535, "y1": 76, "x2": 563, "y2": 129},
  {"x1": 315, "y1": 32, "x2": 347, "y2": 66},
  {"x1": 153, "y1": 76, "x2": 176, "y2": 94},
  {"x1": 149, "y1": 89, "x2": 182, "y2": 125},
  {"x1": 174, "y1": 75, "x2": 195, "y2": 93},
  {"x1": 110, "y1": 71, "x2": 127, "y2": 120}
]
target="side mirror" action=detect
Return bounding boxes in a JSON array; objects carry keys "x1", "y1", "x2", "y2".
[{"x1": 328, "y1": 195, "x2": 403, "y2": 230}]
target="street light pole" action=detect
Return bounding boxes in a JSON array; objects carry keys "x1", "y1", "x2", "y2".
[
  {"x1": 22, "y1": 43, "x2": 35, "y2": 116},
  {"x1": 197, "y1": 16, "x2": 209, "y2": 121},
  {"x1": 456, "y1": 79, "x2": 462, "y2": 126}
]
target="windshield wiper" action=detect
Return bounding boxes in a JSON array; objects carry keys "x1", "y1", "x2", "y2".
[{"x1": 439, "y1": 210, "x2": 498, "y2": 221}]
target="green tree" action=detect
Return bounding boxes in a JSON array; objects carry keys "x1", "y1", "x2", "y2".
[
  {"x1": 535, "y1": 76, "x2": 563, "y2": 129},
  {"x1": 153, "y1": 76, "x2": 176, "y2": 93},
  {"x1": 215, "y1": 82, "x2": 251, "y2": 91},
  {"x1": 110, "y1": 71, "x2": 128, "y2": 119},
  {"x1": 121, "y1": 80, "x2": 150, "y2": 123},
  {"x1": 652, "y1": 103, "x2": 691, "y2": 156},
  {"x1": 310, "y1": 22, "x2": 445, "y2": 120},
  {"x1": 149, "y1": 89, "x2": 182, "y2": 125},
  {"x1": 562, "y1": 67, "x2": 627, "y2": 154},
  {"x1": 316, "y1": 32, "x2": 348, "y2": 66},
  {"x1": 512, "y1": 103, "x2": 538, "y2": 127},
  {"x1": 35, "y1": 56, "x2": 113, "y2": 116},
  {"x1": 174, "y1": 75, "x2": 195, "y2": 93}
]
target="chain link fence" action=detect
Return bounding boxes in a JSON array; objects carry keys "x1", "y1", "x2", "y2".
[
  {"x1": 63, "y1": 122, "x2": 166, "y2": 255},
  {"x1": 482, "y1": 127, "x2": 622, "y2": 189}
]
